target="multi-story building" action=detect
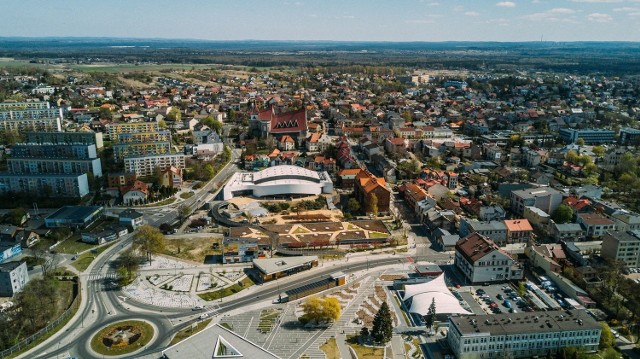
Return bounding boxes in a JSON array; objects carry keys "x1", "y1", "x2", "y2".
[
  {"x1": 454, "y1": 232, "x2": 522, "y2": 284},
  {"x1": 107, "y1": 172, "x2": 137, "y2": 188},
  {"x1": 504, "y1": 219, "x2": 534, "y2": 244},
  {"x1": 7, "y1": 157, "x2": 102, "y2": 177},
  {"x1": 106, "y1": 122, "x2": 160, "y2": 140},
  {"x1": 123, "y1": 154, "x2": 187, "y2": 177},
  {"x1": 619, "y1": 127, "x2": 640, "y2": 146},
  {"x1": 116, "y1": 130, "x2": 171, "y2": 144},
  {"x1": 510, "y1": 187, "x2": 563, "y2": 217},
  {"x1": 0, "y1": 261, "x2": 29, "y2": 297},
  {"x1": 459, "y1": 219, "x2": 507, "y2": 245},
  {"x1": 577, "y1": 213, "x2": 615, "y2": 238},
  {"x1": 447, "y1": 310, "x2": 601, "y2": 359},
  {"x1": 0, "y1": 102, "x2": 62, "y2": 132},
  {"x1": 113, "y1": 141, "x2": 172, "y2": 161},
  {"x1": 10, "y1": 143, "x2": 97, "y2": 159},
  {"x1": 559, "y1": 128, "x2": 615, "y2": 144},
  {"x1": 601, "y1": 230, "x2": 640, "y2": 268},
  {"x1": 25, "y1": 131, "x2": 103, "y2": 149},
  {"x1": 0, "y1": 173, "x2": 89, "y2": 198},
  {"x1": 222, "y1": 238, "x2": 260, "y2": 264},
  {"x1": 0, "y1": 101, "x2": 49, "y2": 110},
  {"x1": 354, "y1": 170, "x2": 391, "y2": 215}
]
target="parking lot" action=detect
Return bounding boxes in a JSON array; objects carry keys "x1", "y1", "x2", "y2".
[{"x1": 467, "y1": 283, "x2": 534, "y2": 315}]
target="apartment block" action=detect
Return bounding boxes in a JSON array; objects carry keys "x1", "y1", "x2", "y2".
[
  {"x1": 113, "y1": 142, "x2": 172, "y2": 161},
  {"x1": 0, "y1": 101, "x2": 50, "y2": 110},
  {"x1": 0, "y1": 261, "x2": 29, "y2": 297},
  {"x1": 106, "y1": 122, "x2": 160, "y2": 139},
  {"x1": 601, "y1": 230, "x2": 640, "y2": 268},
  {"x1": 116, "y1": 130, "x2": 171, "y2": 144},
  {"x1": 510, "y1": 187, "x2": 563, "y2": 217},
  {"x1": 25, "y1": 131, "x2": 103, "y2": 149},
  {"x1": 0, "y1": 105, "x2": 62, "y2": 132},
  {"x1": 10, "y1": 143, "x2": 97, "y2": 159},
  {"x1": 0, "y1": 173, "x2": 89, "y2": 198},
  {"x1": 559, "y1": 128, "x2": 615, "y2": 144},
  {"x1": 124, "y1": 154, "x2": 187, "y2": 177},
  {"x1": 7, "y1": 157, "x2": 102, "y2": 177}
]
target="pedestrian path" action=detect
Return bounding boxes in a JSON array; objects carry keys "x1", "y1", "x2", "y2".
[{"x1": 87, "y1": 272, "x2": 118, "y2": 281}]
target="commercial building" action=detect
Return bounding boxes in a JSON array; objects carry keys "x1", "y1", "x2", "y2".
[
  {"x1": 0, "y1": 173, "x2": 89, "y2": 198},
  {"x1": 0, "y1": 243, "x2": 21, "y2": 264},
  {"x1": 44, "y1": 206, "x2": 104, "y2": 229},
  {"x1": 223, "y1": 165, "x2": 333, "y2": 200},
  {"x1": 447, "y1": 310, "x2": 601, "y2": 359},
  {"x1": 252, "y1": 255, "x2": 318, "y2": 282},
  {"x1": 10, "y1": 143, "x2": 97, "y2": 159},
  {"x1": 113, "y1": 141, "x2": 172, "y2": 160},
  {"x1": 510, "y1": 187, "x2": 563, "y2": 217},
  {"x1": 601, "y1": 230, "x2": 640, "y2": 268},
  {"x1": 7, "y1": 157, "x2": 102, "y2": 177},
  {"x1": 118, "y1": 209, "x2": 145, "y2": 230},
  {"x1": 24, "y1": 131, "x2": 103, "y2": 149},
  {"x1": 620, "y1": 127, "x2": 640, "y2": 146},
  {"x1": 559, "y1": 128, "x2": 615, "y2": 144},
  {"x1": 454, "y1": 233, "x2": 522, "y2": 284},
  {"x1": 123, "y1": 154, "x2": 187, "y2": 177},
  {"x1": 0, "y1": 102, "x2": 62, "y2": 131},
  {"x1": 0, "y1": 261, "x2": 29, "y2": 297}
]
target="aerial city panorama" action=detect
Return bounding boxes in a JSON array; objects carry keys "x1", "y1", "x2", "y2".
[{"x1": 0, "y1": 1, "x2": 639, "y2": 358}]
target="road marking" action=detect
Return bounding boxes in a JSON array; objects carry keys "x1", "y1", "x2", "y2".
[{"x1": 117, "y1": 296, "x2": 127, "y2": 302}]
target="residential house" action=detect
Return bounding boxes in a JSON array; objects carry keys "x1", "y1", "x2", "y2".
[
  {"x1": 336, "y1": 168, "x2": 362, "y2": 189},
  {"x1": 160, "y1": 166, "x2": 183, "y2": 189},
  {"x1": 526, "y1": 244, "x2": 567, "y2": 275},
  {"x1": 454, "y1": 233, "x2": 522, "y2": 284},
  {"x1": 610, "y1": 211, "x2": 640, "y2": 232},
  {"x1": 121, "y1": 180, "x2": 149, "y2": 206},
  {"x1": 278, "y1": 135, "x2": 296, "y2": 151},
  {"x1": 577, "y1": 213, "x2": 615, "y2": 238},
  {"x1": 549, "y1": 222, "x2": 585, "y2": 242},
  {"x1": 504, "y1": 219, "x2": 533, "y2": 244},
  {"x1": 435, "y1": 228, "x2": 460, "y2": 251},
  {"x1": 119, "y1": 209, "x2": 145, "y2": 230},
  {"x1": 384, "y1": 137, "x2": 407, "y2": 155},
  {"x1": 523, "y1": 206, "x2": 550, "y2": 229}
]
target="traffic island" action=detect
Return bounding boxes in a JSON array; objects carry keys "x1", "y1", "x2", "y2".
[{"x1": 90, "y1": 320, "x2": 154, "y2": 356}]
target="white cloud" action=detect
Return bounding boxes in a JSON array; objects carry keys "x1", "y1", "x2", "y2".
[
  {"x1": 549, "y1": 8, "x2": 576, "y2": 14},
  {"x1": 486, "y1": 18, "x2": 511, "y2": 25},
  {"x1": 629, "y1": 11, "x2": 640, "y2": 16},
  {"x1": 587, "y1": 12, "x2": 613, "y2": 21},
  {"x1": 496, "y1": 1, "x2": 516, "y2": 7},
  {"x1": 613, "y1": 7, "x2": 640, "y2": 11},
  {"x1": 465, "y1": 11, "x2": 481, "y2": 16}
]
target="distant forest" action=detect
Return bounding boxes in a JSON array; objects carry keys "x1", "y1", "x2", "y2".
[{"x1": 1, "y1": 38, "x2": 640, "y2": 75}]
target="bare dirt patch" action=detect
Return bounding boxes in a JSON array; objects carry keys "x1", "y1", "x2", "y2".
[{"x1": 163, "y1": 237, "x2": 218, "y2": 263}]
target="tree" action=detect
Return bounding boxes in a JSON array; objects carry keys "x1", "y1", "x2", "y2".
[
  {"x1": 158, "y1": 119, "x2": 167, "y2": 129},
  {"x1": 347, "y1": 198, "x2": 360, "y2": 213},
  {"x1": 203, "y1": 164, "x2": 215, "y2": 180},
  {"x1": 371, "y1": 302, "x2": 393, "y2": 344},
  {"x1": 6, "y1": 207, "x2": 27, "y2": 226},
  {"x1": 565, "y1": 150, "x2": 580, "y2": 164},
  {"x1": 167, "y1": 107, "x2": 182, "y2": 122},
  {"x1": 575, "y1": 137, "x2": 585, "y2": 146},
  {"x1": 299, "y1": 296, "x2": 341, "y2": 324},
  {"x1": 202, "y1": 116, "x2": 223, "y2": 134},
  {"x1": 551, "y1": 204, "x2": 573, "y2": 224},
  {"x1": 599, "y1": 322, "x2": 615, "y2": 349},
  {"x1": 98, "y1": 107, "x2": 112, "y2": 120},
  {"x1": 178, "y1": 204, "x2": 191, "y2": 225},
  {"x1": 517, "y1": 282, "x2": 526, "y2": 297},
  {"x1": 424, "y1": 298, "x2": 437, "y2": 331},
  {"x1": 582, "y1": 163, "x2": 598, "y2": 177},
  {"x1": 368, "y1": 193, "x2": 379, "y2": 217},
  {"x1": 132, "y1": 225, "x2": 166, "y2": 264},
  {"x1": 593, "y1": 145, "x2": 605, "y2": 157},
  {"x1": 360, "y1": 326, "x2": 370, "y2": 339}
]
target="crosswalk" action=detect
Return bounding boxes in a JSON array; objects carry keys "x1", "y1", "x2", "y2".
[{"x1": 88, "y1": 273, "x2": 119, "y2": 281}]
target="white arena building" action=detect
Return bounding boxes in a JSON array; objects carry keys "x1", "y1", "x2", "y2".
[
  {"x1": 403, "y1": 274, "x2": 472, "y2": 316},
  {"x1": 222, "y1": 165, "x2": 333, "y2": 200}
]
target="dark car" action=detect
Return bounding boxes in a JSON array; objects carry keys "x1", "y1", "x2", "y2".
[{"x1": 476, "y1": 289, "x2": 486, "y2": 295}]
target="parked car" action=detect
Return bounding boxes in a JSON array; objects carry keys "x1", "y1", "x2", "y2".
[{"x1": 503, "y1": 300, "x2": 512, "y2": 309}]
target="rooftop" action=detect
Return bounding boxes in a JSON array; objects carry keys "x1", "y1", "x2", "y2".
[
  {"x1": 45, "y1": 206, "x2": 103, "y2": 221},
  {"x1": 253, "y1": 255, "x2": 318, "y2": 275}
]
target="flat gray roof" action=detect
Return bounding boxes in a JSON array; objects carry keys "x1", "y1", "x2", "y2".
[
  {"x1": 450, "y1": 309, "x2": 599, "y2": 336},
  {"x1": 253, "y1": 255, "x2": 318, "y2": 275},
  {"x1": 46, "y1": 206, "x2": 103, "y2": 221}
]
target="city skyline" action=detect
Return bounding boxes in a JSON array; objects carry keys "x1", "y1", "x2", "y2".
[{"x1": 2, "y1": 0, "x2": 640, "y2": 42}]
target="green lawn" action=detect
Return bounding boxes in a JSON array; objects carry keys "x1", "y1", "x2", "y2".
[
  {"x1": 142, "y1": 197, "x2": 176, "y2": 207},
  {"x1": 70, "y1": 242, "x2": 117, "y2": 272},
  {"x1": 170, "y1": 319, "x2": 212, "y2": 345},
  {"x1": 320, "y1": 338, "x2": 341, "y2": 359},
  {"x1": 368, "y1": 232, "x2": 389, "y2": 239},
  {"x1": 55, "y1": 234, "x2": 95, "y2": 254},
  {"x1": 198, "y1": 277, "x2": 255, "y2": 301},
  {"x1": 180, "y1": 192, "x2": 195, "y2": 200},
  {"x1": 346, "y1": 335, "x2": 385, "y2": 359},
  {"x1": 90, "y1": 320, "x2": 154, "y2": 356}
]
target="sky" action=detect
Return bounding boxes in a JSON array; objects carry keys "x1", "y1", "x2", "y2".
[{"x1": 2, "y1": 0, "x2": 640, "y2": 42}]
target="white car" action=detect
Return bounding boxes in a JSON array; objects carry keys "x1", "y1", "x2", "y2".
[
  {"x1": 192, "y1": 305, "x2": 204, "y2": 311},
  {"x1": 199, "y1": 313, "x2": 209, "y2": 320}
]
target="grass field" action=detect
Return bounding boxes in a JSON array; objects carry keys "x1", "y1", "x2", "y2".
[
  {"x1": 169, "y1": 319, "x2": 212, "y2": 345},
  {"x1": 142, "y1": 197, "x2": 176, "y2": 207},
  {"x1": 55, "y1": 234, "x2": 96, "y2": 254},
  {"x1": 320, "y1": 338, "x2": 340, "y2": 359},
  {"x1": 346, "y1": 335, "x2": 385, "y2": 359},
  {"x1": 163, "y1": 237, "x2": 219, "y2": 263},
  {"x1": 70, "y1": 242, "x2": 117, "y2": 272},
  {"x1": 90, "y1": 320, "x2": 154, "y2": 356},
  {"x1": 197, "y1": 276, "x2": 255, "y2": 301},
  {"x1": 180, "y1": 192, "x2": 195, "y2": 200}
]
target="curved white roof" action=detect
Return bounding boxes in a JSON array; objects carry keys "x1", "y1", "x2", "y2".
[
  {"x1": 404, "y1": 274, "x2": 472, "y2": 316},
  {"x1": 252, "y1": 165, "x2": 321, "y2": 182}
]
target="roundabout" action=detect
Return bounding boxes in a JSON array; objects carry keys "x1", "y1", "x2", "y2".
[{"x1": 90, "y1": 319, "x2": 156, "y2": 357}]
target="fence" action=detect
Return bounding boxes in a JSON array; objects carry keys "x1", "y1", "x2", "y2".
[{"x1": 0, "y1": 279, "x2": 81, "y2": 359}]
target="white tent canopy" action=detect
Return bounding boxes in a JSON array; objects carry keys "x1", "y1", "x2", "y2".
[{"x1": 404, "y1": 274, "x2": 472, "y2": 316}]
